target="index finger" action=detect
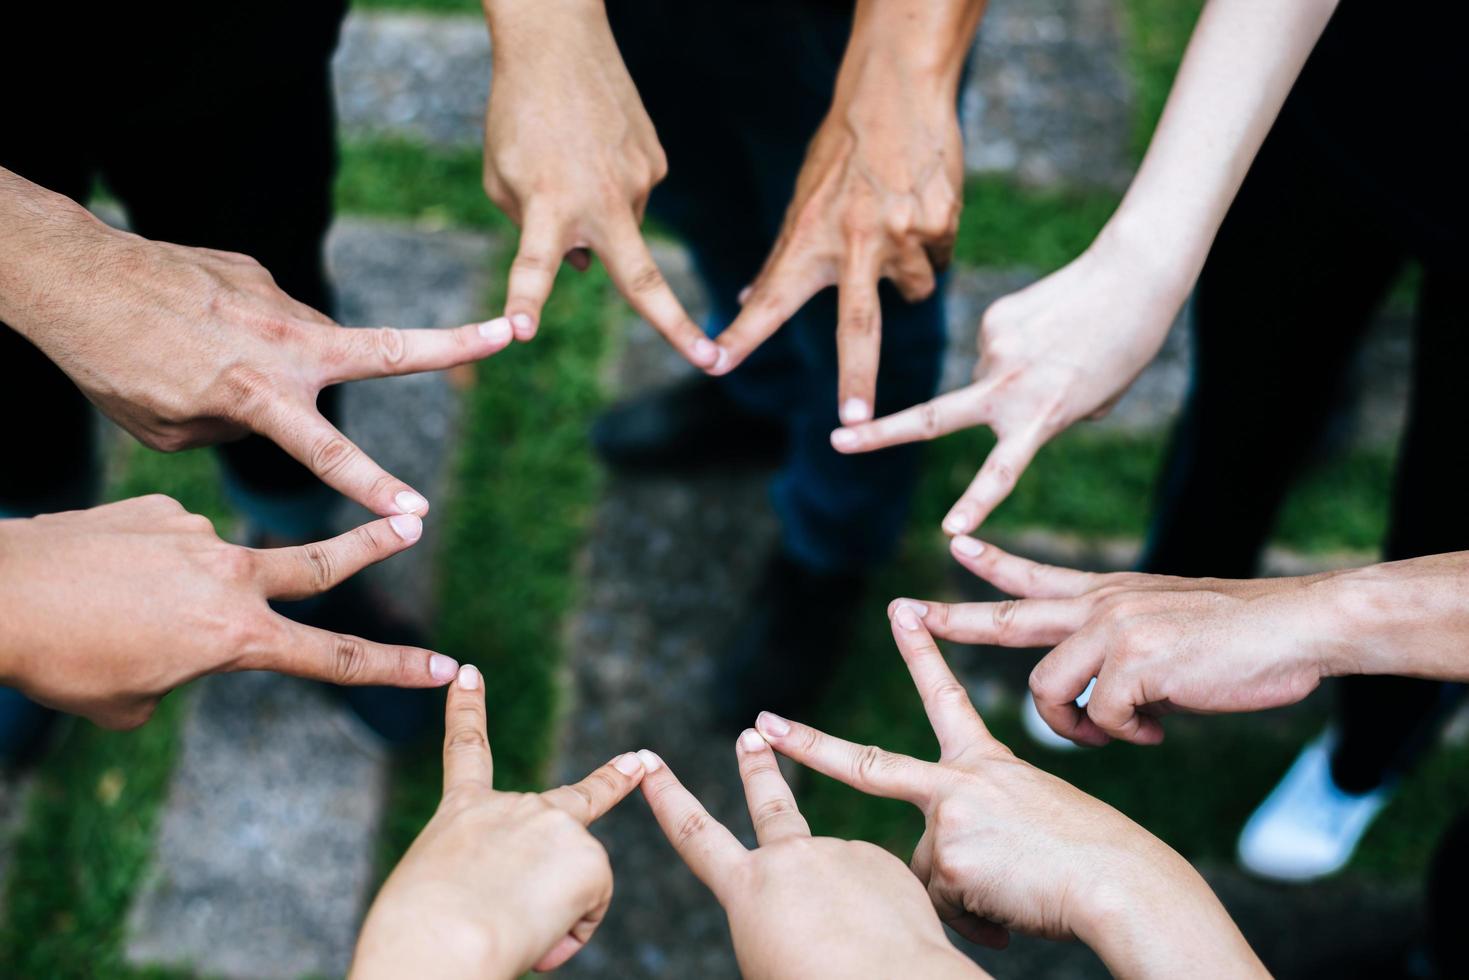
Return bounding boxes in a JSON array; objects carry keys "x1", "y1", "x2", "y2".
[
  {"x1": 735, "y1": 729, "x2": 810, "y2": 845},
  {"x1": 887, "y1": 605, "x2": 992, "y2": 758},
  {"x1": 713, "y1": 250, "x2": 823, "y2": 374},
  {"x1": 947, "y1": 536, "x2": 1102, "y2": 599},
  {"x1": 257, "y1": 401, "x2": 429, "y2": 519},
  {"x1": 541, "y1": 753, "x2": 647, "y2": 826},
  {"x1": 316, "y1": 318, "x2": 515, "y2": 386},
  {"x1": 442, "y1": 664, "x2": 494, "y2": 792},
  {"x1": 252, "y1": 515, "x2": 423, "y2": 601},
  {"x1": 830, "y1": 384, "x2": 990, "y2": 455},
  {"x1": 638, "y1": 752, "x2": 747, "y2": 897},
  {"x1": 599, "y1": 216, "x2": 721, "y2": 372},
  {"x1": 247, "y1": 618, "x2": 459, "y2": 691},
  {"x1": 754, "y1": 711, "x2": 937, "y2": 807}
]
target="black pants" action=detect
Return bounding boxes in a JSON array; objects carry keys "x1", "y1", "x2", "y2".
[
  {"x1": 0, "y1": 2, "x2": 347, "y2": 515},
  {"x1": 1139, "y1": 0, "x2": 1468, "y2": 793}
]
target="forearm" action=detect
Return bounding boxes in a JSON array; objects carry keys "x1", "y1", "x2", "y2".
[
  {"x1": 0, "y1": 166, "x2": 106, "y2": 339},
  {"x1": 1323, "y1": 552, "x2": 1469, "y2": 681},
  {"x1": 837, "y1": 0, "x2": 987, "y2": 103},
  {"x1": 0, "y1": 518, "x2": 37, "y2": 687},
  {"x1": 1079, "y1": 852, "x2": 1265, "y2": 979},
  {"x1": 1099, "y1": 0, "x2": 1339, "y2": 296},
  {"x1": 481, "y1": 0, "x2": 607, "y2": 47}
]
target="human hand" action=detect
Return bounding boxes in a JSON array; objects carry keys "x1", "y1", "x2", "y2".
[
  {"x1": 757, "y1": 606, "x2": 1265, "y2": 978},
  {"x1": 0, "y1": 495, "x2": 457, "y2": 729},
  {"x1": 714, "y1": 17, "x2": 967, "y2": 423},
  {"x1": 639, "y1": 739, "x2": 984, "y2": 979},
  {"x1": 1, "y1": 196, "x2": 511, "y2": 518},
  {"x1": 830, "y1": 234, "x2": 1188, "y2": 536},
  {"x1": 353, "y1": 665, "x2": 644, "y2": 978},
  {"x1": 481, "y1": 0, "x2": 715, "y2": 369},
  {"x1": 917, "y1": 536, "x2": 1357, "y2": 745}
]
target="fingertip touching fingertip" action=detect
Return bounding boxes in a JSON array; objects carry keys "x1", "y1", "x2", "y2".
[
  {"x1": 477, "y1": 316, "x2": 513, "y2": 346},
  {"x1": 951, "y1": 535, "x2": 985, "y2": 557},
  {"x1": 738, "y1": 729, "x2": 767, "y2": 753},
  {"x1": 429, "y1": 654, "x2": 459, "y2": 683},
  {"x1": 636, "y1": 749, "x2": 664, "y2": 772},
  {"x1": 941, "y1": 509, "x2": 972, "y2": 535},
  {"x1": 388, "y1": 513, "x2": 423, "y2": 543},
  {"x1": 456, "y1": 663, "x2": 481, "y2": 690},
  {"x1": 394, "y1": 490, "x2": 429, "y2": 516},
  {"x1": 894, "y1": 604, "x2": 922, "y2": 632},
  {"x1": 829, "y1": 428, "x2": 859, "y2": 452},
  {"x1": 755, "y1": 711, "x2": 790, "y2": 738},
  {"x1": 692, "y1": 337, "x2": 719, "y2": 368},
  {"x1": 839, "y1": 398, "x2": 871, "y2": 425},
  {"x1": 509, "y1": 312, "x2": 536, "y2": 339},
  {"x1": 614, "y1": 752, "x2": 644, "y2": 776}
]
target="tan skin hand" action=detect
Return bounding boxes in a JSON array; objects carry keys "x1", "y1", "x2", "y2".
[
  {"x1": 10, "y1": 208, "x2": 512, "y2": 519},
  {"x1": 756, "y1": 609, "x2": 1265, "y2": 978},
  {"x1": 0, "y1": 495, "x2": 457, "y2": 729},
  {"x1": 481, "y1": 0, "x2": 716, "y2": 368},
  {"x1": 715, "y1": 55, "x2": 964, "y2": 424},
  {"x1": 353, "y1": 666, "x2": 645, "y2": 979},
  {"x1": 829, "y1": 217, "x2": 1190, "y2": 537},
  {"x1": 639, "y1": 741, "x2": 985, "y2": 980},
  {"x1": 912, "y1": 536, "x2": 1341, "y2": 746}
]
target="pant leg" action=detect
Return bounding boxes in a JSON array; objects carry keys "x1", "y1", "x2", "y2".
[
  {"x1": 96, "y1": 4, "x2": 347, "y2": 538},
  {"x1": 610, "y1": 0, "x2": 946, "y2": 572},
  {"x1": 1139, "y1": 101, "x2": 1406, "y2": 578},
  {"x1": 1332, "y1": 264, "x2": 1469, "y2": 792}
]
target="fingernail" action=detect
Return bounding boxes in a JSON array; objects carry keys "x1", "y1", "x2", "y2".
[
  {"x1": 942, "y1": 509, "x2": 970, "y2": 534},
  {"x1": 693, "y1": 337, "x2": 718, "y2": 366},
  {"x1": 614, "y1": 752, "x2": 644, "y2": 776},
  {"x1": 895, "y1": 600, "x2": 929, "y2": 617},
  {"x1": 714, "y1": 347, "x2": 731, "y2": 374},
  {"x1": 395, "y1": 490, "x2": 429, "y2": 515},
  {"x1": 430, "y1": 654, "x2": 459, "y2": 682},
  {"x1": 895, "y1": 605, "x2": 922, "y2": 631},
  {"x1": 830, "y1": 428, "x2": 859, "y2": 451},
  {"x1": 510, "y1": 313, "x2": 535, "y2": 335},
  {"x1": 756, "y1": 711, "x2": 790, "y2": 738},
  {"x1": 952, "y1": 535, "x2": 985, "y2": 557},
  {"x1": 840, "y1": 398, "x2": 871, "y2": 424},
  {"x1": 737, "y1": 285, "x2": 752, "y2": 304},
  {"x1": 636, "y1": 749, "x2": 663, "y2": 772},
  {"x1": 456, "y1": 663, "x2": 481, "y2": 689},
  {"x1": 739, "y1": 729, "x2": 767, "y2": 753},
  {"x1": 389, "y1": 513, "x2": 422, "y2": 543},
  {"x1": 478, "y1": 317, "x2": 512, "y2": 345}
]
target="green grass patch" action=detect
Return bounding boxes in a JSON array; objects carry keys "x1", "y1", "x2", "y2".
[
  {"x1": 0, "y1": 448, "x2": 224, "y2": 979},
  {"x1": 956, "y1": 177, "x2": 1118, "y2": 273},
  {"x1": 337, "y1": 140, "x2": 508, "y2": 232},
  {"x1": 1119, "y1": 0, "x2": 1207, "y2": 159}
]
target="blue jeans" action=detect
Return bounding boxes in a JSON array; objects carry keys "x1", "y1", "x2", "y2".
[{"x1": 607, "y1": 0, "x2": 949, "y2": 573}]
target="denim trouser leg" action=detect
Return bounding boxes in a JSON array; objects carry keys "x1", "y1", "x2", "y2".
[{"x1": 610, "y1": 0, "x2": 948, "y2": 573}]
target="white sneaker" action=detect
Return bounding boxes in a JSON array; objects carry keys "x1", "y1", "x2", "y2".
[
  {"x1": 1237, "y1": 729, "x2": 1391, "y2": 882},
  {"x1": 1020, "y1": 678, "x2": 1096, "y2": 752}
]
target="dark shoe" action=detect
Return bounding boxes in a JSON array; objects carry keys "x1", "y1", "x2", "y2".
[
  {"x1": 712, "y1": 553, "x2": 866, "y2": 732},
  {"x1": 591, "y1": 376, "x2": 787, "y2": 472},
  {"x1": 271, "y1": 578, "x2": 441, "y2": 746}
]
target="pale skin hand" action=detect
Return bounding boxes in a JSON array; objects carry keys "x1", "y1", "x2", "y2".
[
  {"x1": 480, "y1": 0, "x2": 716, "y2": 369},
  {"x1": 0, "y1": 495, "x2": 457, "y2": 729},
  {"x1": 715, "y1": 0, "x2": 984, "y2": 423},
  {"x1": 914, "y1": 537, "x2": 1469, "y2": 746},
  {"x1": 757, "y1": 609, "x2": 1266, "y2": 979},
  {"x1": 829, "y1": 0, "x2": 1341, "y2": 536},
  {"x1": 638, "y1": 740, "x2": 985, "y2": 980},
  {"x1": 353, "y1": 665, "x2": 645, "y2": 979},
  {"x1": 0, "y1": 167, "x2": 513, "y2": 519}
]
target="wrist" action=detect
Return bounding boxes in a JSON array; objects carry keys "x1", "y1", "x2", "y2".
[
  {"x1": 0, "y1": 172, "x2": 110, "y2": 341},
  {"x1": 838, "y1": 0, "x2": 981, "y2": 103},
  {"x1": 353, "y1": 902, "x2": 521, "y2": 980},
  {"x1": 1325, "y1": 555, "x2": 1469, "y2": 680},
  {"x1": 1090, "y1": 206, "x2": 1203, "y2": 312},
  {"x1": 0, "y1": 518, "x2": 33, "y2": 687}
]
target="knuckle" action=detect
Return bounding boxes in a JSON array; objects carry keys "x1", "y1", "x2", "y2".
[
  {"x1": 331, "y1": 636, "x2": 368, "y2": 684},
  {"x1": 626, "y1": 263, "x2": 667, "y2": 296},
  {"x1": 752, "y1": 796, "x2": 799, "y2": 828},
  {"x1": 673, "y1": 809, "x2": 711, "y2": 849},
  {"x1": 371, "y1": 327, "x2": 406, "y2": 366},
  {"x1": 446, "y1": 725, "x2": 490, "y2": 755},
  {"x1": 309, "y1": 435, "x2": 359, "y2": 480},
  {"x1": 852, "y1": 743, "x2": 892, "y2": 783},
  {"x1": 301, "y1": 542, "x2": 336, "y2": 591},
  {"x1": 991, "y1": 600, "x2": 1020, "y2": 639},
  {"x1": 919, "y1": 401, "x2": 941, "y2": 437},
  {"x1": 930, "y1": 680, "x2": 973, "y2": 711}
]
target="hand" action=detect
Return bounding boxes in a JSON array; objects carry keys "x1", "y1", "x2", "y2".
[
  {"x1": 0, "y1": 495, "x2": 457, "y2": 728},
  {"x1": 830, "y1": 235, "x2": 1186, "y2": 536},
  {"x1": 917, "y1": 536, "x2": 1356, "y2": 745},
  {"x1": 714, "y1": 21, "x2": 966, "y2": 423},
  {"x1": 353, "y1": 665, "x2": 645, "y2": 979},
  {"x1": 638, "y1": 739, "x2": 984, "y2": 979},
  {"x1": 481, "y1": 0, "x2": 716, "y2": 369},
  {"x1": 756, "y1": 606, "x2": 1265, "y2": 978},
  {"x1": 0, "y1": 189, "x2": 511, "y2": 518}
]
